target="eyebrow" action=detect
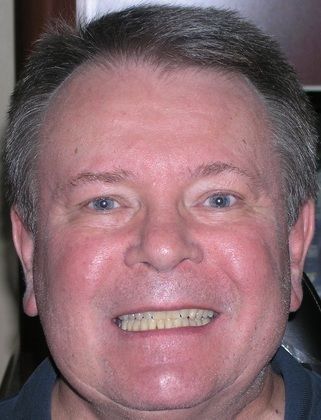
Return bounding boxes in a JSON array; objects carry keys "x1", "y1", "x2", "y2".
[
  {"x1": 67, "y1": 161, "x2": 261, "y2": 192},
  {"x1": 191, "y1": 161, "x2": 265, "y2": 195},
  {"x1": 191, "y1": 161, "x2": 254, "y2": 179},
  {"x1": 70, "y1": 169, "x2": 134, "y2": 187}
]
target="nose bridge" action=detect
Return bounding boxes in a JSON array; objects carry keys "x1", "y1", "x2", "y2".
[
  {"x1": 124, "y1": 205, "x2": 203, "y2": 271},
  {"x1": 145, "y1": 210, "x2": 186, "y2": 259}
]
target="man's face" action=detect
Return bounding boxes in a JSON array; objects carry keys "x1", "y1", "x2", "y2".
[{"x1": 14, "y1": 64, "x2": 310, "y2": 412}]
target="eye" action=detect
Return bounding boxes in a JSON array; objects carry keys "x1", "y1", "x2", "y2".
[
  {"x1": 204, "y1": 194, "x2": 236, "y2": 208},
  {"x1": 88, "y1": 197, "x2": 120, "y2": 211}
]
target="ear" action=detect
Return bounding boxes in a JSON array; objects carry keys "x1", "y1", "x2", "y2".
[
  {"x1": 11, "y1": 208, "x2": 38, "y2": 316},
  {"x1": 288, "y1": 199, "x2": 315, "y2": 312}
]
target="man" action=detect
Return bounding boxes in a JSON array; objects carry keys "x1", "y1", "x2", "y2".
[{"x1": 1, "y1": 4, "x2": 321, "y2": 419}]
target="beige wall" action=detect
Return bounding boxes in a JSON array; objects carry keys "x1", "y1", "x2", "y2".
[{"x1": 0, "y1": 0, "x2": 19, "y2": 382}]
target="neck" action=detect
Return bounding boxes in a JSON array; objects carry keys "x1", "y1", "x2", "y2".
[{"x1": 51, "y1": 366, "x2": 285, "y2": 420}]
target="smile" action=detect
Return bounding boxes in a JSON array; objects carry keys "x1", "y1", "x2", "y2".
[{"x1": 116, "y1": 309, "x2": 215, "y2": 331}]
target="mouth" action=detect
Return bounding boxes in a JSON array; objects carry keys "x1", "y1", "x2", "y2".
[{"x1": 115, "y1": 308, "x2": 215, "y2": 332}]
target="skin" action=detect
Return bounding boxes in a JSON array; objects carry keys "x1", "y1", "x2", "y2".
[{"x1": 11, "y1": 63, "x2": 314, "y2": 419}]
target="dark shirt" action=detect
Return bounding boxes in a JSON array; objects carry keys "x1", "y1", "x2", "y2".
[
  {"x1": 0, "y1": 347, "x2": 321, "y2": 419},
  {"x1": 0, "y1": 358, "x2": 55, "y2": 419},
  {"x1": 273, "y1": 347, "x2": 321, "y2": 419}
]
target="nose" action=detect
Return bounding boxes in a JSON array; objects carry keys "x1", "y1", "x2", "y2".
[{"x1": 124, "y1": 212, "x2": 203, "y2": 272}]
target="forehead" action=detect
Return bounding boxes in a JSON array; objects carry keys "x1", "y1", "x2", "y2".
[{"x1": 39, "y1": 62, "x2": 277, "y2": 185}]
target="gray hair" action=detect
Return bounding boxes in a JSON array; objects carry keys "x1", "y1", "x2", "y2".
[{"x1": 3, "y1": 5, "x2": 318, "y2": 232}]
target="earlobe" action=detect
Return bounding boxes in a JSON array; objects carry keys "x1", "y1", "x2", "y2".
[
  {"x1": 11, "y1": 208, "x2": 38, "y2": 317},
  {"x1": 288, "y1": 200, "x2": 315, "y2": 312}
]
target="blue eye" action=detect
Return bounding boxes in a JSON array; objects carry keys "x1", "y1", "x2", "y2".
[
  {"x1": 204, "y1": 194, "x2": 236, "y2": 208},
  {"x1": 89, "y1": 197, "x2": 119, "y2": 211}
]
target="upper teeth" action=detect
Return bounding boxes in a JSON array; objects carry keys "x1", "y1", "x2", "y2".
[{"x1": 117, "y1": 309, "x2": 214, "y2": 332}]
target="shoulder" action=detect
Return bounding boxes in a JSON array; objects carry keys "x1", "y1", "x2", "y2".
[
  {"x1": 308, "y1": 370, "x2": 321, "y2": 419},
  {"x1": 273, "y1": 347, "x2": 321, "y2": 419},
  {"x1": 0, "y1": 358, "x2": 57, "y2": 420},
  {"x1": 0, "y1": 394, "x2": 17, "y2": 419}
]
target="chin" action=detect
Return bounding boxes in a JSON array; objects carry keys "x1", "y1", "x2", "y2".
[{"x1": 110, "y1": 368, "x2": 213, "y2": 412}]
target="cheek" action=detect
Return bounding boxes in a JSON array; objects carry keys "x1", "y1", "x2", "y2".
[
  {"x1": 38, "y1": 228, "x2": 123, "y2": 284},
  {"x1": 32, "y1": 230, "x2": 124, "y2": 366},
  {"x1": 199, "y1": 220, "x2": 291, "y2": 307},
  {"x1": 196, "y1": 221, "x2": 291, "y2": 363},
  {"x1": 32, "y1": 228, "x2": 129, "y2": 337}
]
